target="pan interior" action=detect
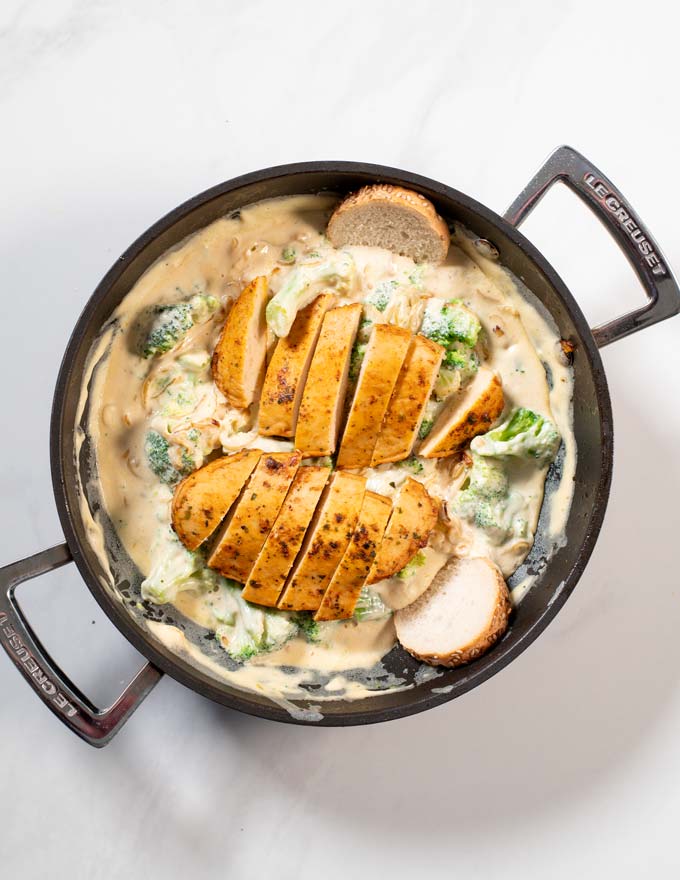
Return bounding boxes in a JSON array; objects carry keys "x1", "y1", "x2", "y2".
[{"x1": 52, "y1": 165, "x2": 611, "y2": 725}]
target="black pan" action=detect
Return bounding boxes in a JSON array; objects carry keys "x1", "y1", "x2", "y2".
[{"x1": 1, "y1": 146, "x2": 677, "y2": 746}]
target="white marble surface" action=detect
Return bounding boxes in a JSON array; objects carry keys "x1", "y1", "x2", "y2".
[{"x1": 2, "y1": 0, "x2": 680, "y2": 876}]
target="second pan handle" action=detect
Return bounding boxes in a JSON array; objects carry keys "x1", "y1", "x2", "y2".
[{"x1": 504, "y1": 145, "x2": 680, "y2": 347}]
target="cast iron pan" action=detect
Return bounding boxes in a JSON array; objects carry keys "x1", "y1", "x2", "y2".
[{"x1": 1, "y1": 146, "x2": 678, "y2": 746}]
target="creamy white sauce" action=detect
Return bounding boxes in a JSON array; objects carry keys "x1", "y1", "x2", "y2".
[{"x1": 76, "y1": 194, "x2": 575, "y2": 710}]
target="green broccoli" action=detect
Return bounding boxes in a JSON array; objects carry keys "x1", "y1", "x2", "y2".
[
  {"x1": 418, "y1": 418, "x2": 434, "y2": 441},
  {"x1": 266, "y1": 252, "x2": 355, "y2": 337},
  {"x1": 280, "y1": 246, "x2": 297, "y2": 264},
  {"x1": 142, "y1": 293, "x2": 219, "y2": 358},
  {"x1": 396, "y1": 550, "x2": 426, "y2": 579},
  {"x1": 453, "y1": 454, "x2": 528, "y2": 544},
  {"x1": 293, "y1": 613, "x2": 321, "y2": 643},
  {"x1": 398, "y1": 455, "x2": 424, "y2": 475},
  {"x1": 366, "y1": 280, "x2": 398, "y2": 313},
  {"x1": 348, "y1": 341, "x2": 367, "y2": 381},
  {"x1": 354, "y1": 588, "x2": 390, "y2": 621},
  {"x1": 421, "y1": 299, "x2": 481, "y2": 348},
  {"x1": 471, "y1": 407, "x2": 561, "y2": 465},
  {"x1": 144, "y1": 430, "x2": 193, "y2": 485}
]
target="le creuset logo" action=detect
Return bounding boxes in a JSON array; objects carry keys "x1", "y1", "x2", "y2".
[
  {"x1": 583, "y1": 173, "x2": 667, "y2": 277},
  {"x1": 0, "y1": 611, "x2": 78, "y2": 718}
]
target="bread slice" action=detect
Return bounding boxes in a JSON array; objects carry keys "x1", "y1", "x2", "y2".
[
  {"x1": 327, "y1": 184, "x2": 450, "y2": 264},
  {"x1": 395, "y1": 556, "x2": 511, "y2": 667},
  {"x1": 336, "y1": 323, "x2": 412, "y2": 469},
  {"x1": 241, "y1": 466, "x2": 330, "y2": 607},
  {"x1": 367, "y1": 477, "x2": 439, "y2": 584},
  {"x1": 277, "y1": 471, "x2": 366, "y2": 611},
  {"x1": 171, "y1": 450, "x2": 262, "y2": 551},
  {"x1": 315, "y1": 490, "x2": 392, "y2": 621},
  {"x1": 371, "y1": 334, "x2": 444, "y2": 466},
  {"x1": 211, "y1": 276, "x2": 268, "y2": 409},
  {"x1": 419, "y1": 368, "x2": 504, "y2": 459},
  {"x1": 295, "y1": 303, "x2": 363, "y2": 457},
  {"x1": 208, "y1": 451, "x2": 301, "y2": 582},
  {"x1": 258, "y1": 293, "x2": 334, "y2": 438}
]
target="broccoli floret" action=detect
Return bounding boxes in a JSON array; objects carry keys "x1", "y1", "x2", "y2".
[
  {"x1": 348, "y1": 341, "x2": 367, "y2": 381},
  {"x1": 421, "y1": 299, "x2": 481, "y2": 348},
  {"x1": 142, "y1": 303, "x2": 193, "y2": 358},
  {"x1": 433, "y1": 367, "x2": 461, "y2": 401},
  {"x1": 358, "y1": 317, "x2": 373, "y2": 343},
  {"x1": 144, "y1": 430, "x2": 192, "y2": 485},
  {"x1": 471, "y1": 407, "x2": 561, "y2": 465},
  {"x1": 266, "y1": 252, "x2": 355, "y2": 337},
  {"x1": 453, "y1": 454, "x2": 528, "y2": 544},
  {"x1": 354, "y1": 588, "x2": 390, "y2": 621},
  {"x1": 280, "y1": 246, "x2": 296, "y2": 264},
  {"x1": 398, "y1": 455, "x2": 424, "y2": 475},
  {"x1": 418, "y1": 418, "x2": 434, "y2": 440},
  {"x1": 396, "y1": 550, "x2": 426, "y2": 579},
  {"x1": 293, "y1": 613, "x2": 321, "y2": 642},
  {"x1": 142, "y1": 293, "x2": 219, "y2": 358},
  {"x1": 366, "y1": 280, "x2": 398, "y2": 313}
]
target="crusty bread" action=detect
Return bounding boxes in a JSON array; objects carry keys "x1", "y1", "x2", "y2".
[
  {"x1": 327, "y1": 184, "x2": 450, "y2": 264},
  {"x1": 419, "y1": 368, "x2": 505, "y2": 459},
  {"x1": 395, "y1": 556, "x2": 511, "y2": 667}
]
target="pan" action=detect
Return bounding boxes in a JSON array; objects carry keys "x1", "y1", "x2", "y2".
[{"x1": 1, "y1": 146, "x2": 677, "y2": 746}]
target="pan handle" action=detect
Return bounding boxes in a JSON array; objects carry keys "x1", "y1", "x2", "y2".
[
  {"x1": 504, "y1": 145, "x2": 680, "y2": 347},
  {"x1": 0, "y1": 544, "x2": 162, "y2": 748}
]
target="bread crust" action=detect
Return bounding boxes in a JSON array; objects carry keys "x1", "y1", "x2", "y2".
[
  {"x1": 395, "y1": 557, "x2": 512, "y2": 667},
  {"x1": 328, "y1": 184, "x2": 450, "y2": 264}
]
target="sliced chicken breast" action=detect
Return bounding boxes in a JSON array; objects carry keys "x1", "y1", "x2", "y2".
[
  {"x1": 171, "y1": 449, "x2": 262, "y2": 551},
  {"x1": 336, "y1": 323, "x2": 412, "y2": 469},
  {"x1": 419, "y1": 368, "x2": 504, "y2": 459},
  {"x1": 371, "y1": 334, "x2": 444, "y2": 466},
  {"x1": 211, "y1": 276, "x2": 268, "y2": 409},
  {"x1": 258, "y1": 293, "x2": 334, "y2": 438},
  {"x1": 395, "y1": 556, "x2": 512, "y2": 667},
  {"x1": 207, "y1": 451, "x2": 301, "y2": 582},
  {"x1": 315, "y1": 491, "x2": 392, "y2": 621},
  {"x1": 295, "y1": 303, "x2": 362, "y2": 457},
  {"x1": 277, "y1": 471, "x2": 366, "y2": 611},
  {"x1": 366, "y1": 477, "x2": 439, "y2": 584},
  {"x1": 241, "y1": 466, "x2": 330, "y2": 607}
]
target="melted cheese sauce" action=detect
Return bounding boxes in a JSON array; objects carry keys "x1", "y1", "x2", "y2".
[{"x1": 77, "y1": 194, "x2": 575, "y2": 710}]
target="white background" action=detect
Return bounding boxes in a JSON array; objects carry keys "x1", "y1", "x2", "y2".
[{"x1": 1, "y1": 1, "x2": 679, "y2": 876}]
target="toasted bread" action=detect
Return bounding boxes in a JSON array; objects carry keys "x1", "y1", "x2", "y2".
[
  {"x1": 327, "y1": 184, "x2": 449, "y2": 264},
  {"x1": 395, "y1": 556, "x2": 511, "y2": 667}
]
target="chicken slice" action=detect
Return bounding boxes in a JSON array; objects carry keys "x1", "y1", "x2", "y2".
[
  {"x1": 371, "y1": 334, "x2": 444, "y2": 466},
  {"x1": 315, "y1": 491, "x2": 392, "y2": 621},
  {"x1": 171, "y1": 449, "x2": 262, "y2": 551},
  {"x1": 241, "y1": 466, "x2": 330, "y2": 607},
  {"x1": 294, "y1": 303, "x2": 363, "y2": 457},
  {"x1": 207, "y1": 451, "x2": 301, "y2": 582},
  {"x1": 277, "y1": 471, "x2": 366, "y2": 611},
  {"x1": 419, "y1": 368, "x2": 504, "y2": 458},
  {"x1": 211, "y1": 276, "x2": 268, "y2": 409},
  {"x1": 366, "y1": 477, "x2": 439, "y2": 584},
  {"x1": 336, "y1": 323, "x2": 412, "y2": 469},
  {"x1": 258, "y1": 293, "x2": 334, "y2": 438}
]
